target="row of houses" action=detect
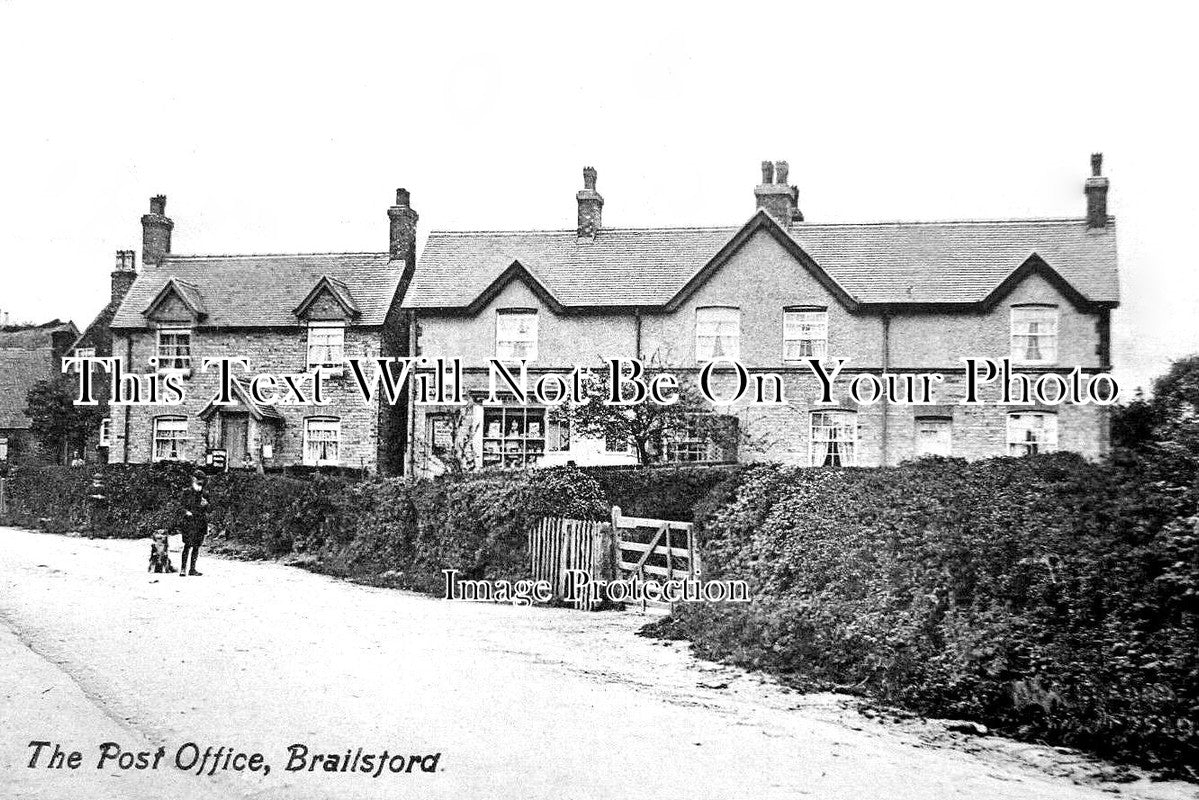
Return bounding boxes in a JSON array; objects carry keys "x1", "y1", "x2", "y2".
[{"x1": 8, "y1": 157, "x2": 1119, "y2": 475}]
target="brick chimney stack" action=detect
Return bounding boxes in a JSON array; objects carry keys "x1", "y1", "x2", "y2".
[
  {"x1": 388, "y1": 188, "x2": 418, "y2": 264},
  {"x1": 111, "y1": 250, "x2": 137, "y2": 305},
  {"x1": 1085, "y1": 153, "x2": 1109, "y2": 231},
  {"x1": 141, "y1": 195, "x2": 173, "y2": 266},
  {"x1": 576, "y1": 166, "x2": 604, "y2": 238},
  {"x1": 755, "y1": 160, "x2": 802, "y2": 224}
]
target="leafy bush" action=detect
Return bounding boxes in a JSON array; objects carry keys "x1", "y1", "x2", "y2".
[
  {"x1": 583, "y1": 464, "x2": 738, "y2": 521},
  {"x1": 662, "y1": 454, "x2": 1199, "y2": 776}
]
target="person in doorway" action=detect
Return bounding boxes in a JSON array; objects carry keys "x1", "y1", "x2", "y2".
[{"x1": 179, "y1": 469, "x2": 209, "y2": 577}]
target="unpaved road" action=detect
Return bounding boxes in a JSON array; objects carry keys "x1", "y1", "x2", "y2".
[{"x1": 1, "y1": 527, "x2": 1195, "y2": 800}]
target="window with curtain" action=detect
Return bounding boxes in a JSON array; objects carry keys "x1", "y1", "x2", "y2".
[
  {"x1": 304, "y1": 417, "x2": 341, "y2": 466},
  {"x1": 915, "y1": 417, "x2": 952, "y2": 457},
  {"x1": 810, "y1": 410, "x2": 857, "y2": 466},
  {"x1": 1007, "y1": 412, "x2": 1058, "y2": 456},
  {"x1": 783, "y1": 307, "x2": 828, "y2": 360},
  {"x1": 307, "y1": 322, "x2": 346, "y2": 368},
  {"x1": 496, "y1": 309, "x2": 538, "y2": 361},
  {"x1": 696, "y1": 306, "x2": 740, "y2": 362},
  {"x1": 1010, "y1": 305, "x2": 1059, "y2": 364},
  {"x1": 152, "y1": 417, "x2": 188, "y2": 461},
  {"x1": 156, "y1": 328, "x2": 192, "y2": 372}
]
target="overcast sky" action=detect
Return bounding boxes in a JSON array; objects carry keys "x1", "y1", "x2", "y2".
[{"x1": 1, "y1": 1, "x2": 1195, "y2": 393}]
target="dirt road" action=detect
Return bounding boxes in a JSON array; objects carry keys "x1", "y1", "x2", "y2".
[{"x1": 1, "y1": 526, "x2": 1194, "y2": 800}]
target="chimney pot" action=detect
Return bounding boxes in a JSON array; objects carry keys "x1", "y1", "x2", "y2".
[
  {"x1": 1085, "y1": 153, "x2": 1109, "y2": 230},
  {"x1": 760, "y1": 161, "x2": 774, "y2": 184},
  {"x1": 388, "y1": 188, "x2": 419, "y2": 262},
  {"x1": 141, "y1": 195, "x2": 173, "y2": 266},
  {"x1": 755, "y1": 159, "x2": 801, "y2": 225},
  {"x1": 774, "y1": 160, "x2": 789, "y2": 184},
  {"x1": 576, "y1": 166, "x2": 604, "y2": 238}
]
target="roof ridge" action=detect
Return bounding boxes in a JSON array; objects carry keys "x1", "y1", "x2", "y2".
[{"x1": 161, "y1": 251, "x2": 388, "y2": 261}]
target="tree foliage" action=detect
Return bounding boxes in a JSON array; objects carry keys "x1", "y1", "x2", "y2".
[{"x1": 24, "y1": 376, "x2": 102, "y2": 464}]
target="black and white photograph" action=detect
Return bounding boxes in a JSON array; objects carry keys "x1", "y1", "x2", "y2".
[{"x1": 1, "y1": 2, "x2": 1197, "y2": 798}]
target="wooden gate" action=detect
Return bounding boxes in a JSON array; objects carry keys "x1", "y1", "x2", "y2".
[
  {"x1": 527, "y1": 516, "x2": 611, "y2": 609},
  {"x1": 610, "y1": 505, "x2": 700, "y2": 611}
]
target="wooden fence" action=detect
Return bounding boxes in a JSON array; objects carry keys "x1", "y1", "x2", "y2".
[{"x1": 528, "y1": 506, "x2": 698, "y2": 612}]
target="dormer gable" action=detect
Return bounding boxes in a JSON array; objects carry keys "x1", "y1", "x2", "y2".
[
  {"x1": 142, "y1": 278, "x2": 207, "y2": 323},
  {"x1": 293, "y1": 275, "x2": 361, "y2": 321}
]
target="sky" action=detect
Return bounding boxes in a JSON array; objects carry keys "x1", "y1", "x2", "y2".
[{"x1": 1, "y1": 1, "x2": 1195, "y2": 393}]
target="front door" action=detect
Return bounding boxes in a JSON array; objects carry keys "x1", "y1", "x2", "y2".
[{"x1": 222, "y1": 415, "x2": 249, "y2": 466}]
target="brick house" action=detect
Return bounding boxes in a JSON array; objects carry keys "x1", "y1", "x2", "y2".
[
  {"x1": 401, "y1": 157, "x2": 1118, "y2": 475},
  {"x1": 0, "y1": 319, "x2": 79, "y2": 467},
  {"x1": 106, "y1": 192, "x2": 417, "y2": 474}
]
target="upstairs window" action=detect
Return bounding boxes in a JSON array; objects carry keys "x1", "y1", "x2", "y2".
[
  {"x1": 1007, "y1": 412, "x2": 1057, "y2": 456},
  {"x1": 496, "y1": 309, "x2": 538, "y2": 361},
  {"x1": 810, "y1": 410, "x2": 857, "y2": 467},
  {"x1": 783, "y1": 307, "x2": 828, "y2": 361},
  {"x1": 98, "y1": 418, "x2": 112, "y2": 448},
  {"x1": 0, "y1": 436, "x2": 8, "y2": 461},
  {"x1": 156, "y1": 328, "x2": 192, "y2": 372},
  {"x1": 696, "y1": 306, "x2": 740, "y2": 362},
  {"x1": 303, "y1": 417, "x2": 341, "y2": 466},
  {"x1": 1011, "y1": 305, "x2": 1058, "y2": 365},
  {"x1": 152, "y1": 417, "x2": 188, "y2": 461},
  {"x1": 307, "y1": 322, "x2": 346, "y2": 368},
  {"x1": 74, "y1": 347, "x2": 96, "y2": 359},
  {"x1": 915, "y1": 417, "x2": 952, "y2": 457}
]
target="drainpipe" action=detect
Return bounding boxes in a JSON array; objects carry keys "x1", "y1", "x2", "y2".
[
  {"x1": 880, "y1": 313, "x2": 890, "y2": 467},
  {"x1": 404, "y1": 311, "x2": 418, "y2": 476},
  {"x1": 634, "y1": 308, "x2": 642, "y2": 360},
  {"x1": 122, "y1": 334, "x2": 132, "y2": 463}
]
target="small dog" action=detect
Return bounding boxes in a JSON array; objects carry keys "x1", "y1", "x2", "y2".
[{"x1": 148, "y1": 529, "x2": 176, "y2": 573}]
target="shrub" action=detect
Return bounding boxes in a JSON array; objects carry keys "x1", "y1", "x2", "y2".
[
  {"x1": 663, "y1": 454, "x2": 1199, "y2": 776},
  {"x1": 583, "y1": 464, "x2": 739, "y2": 521}
]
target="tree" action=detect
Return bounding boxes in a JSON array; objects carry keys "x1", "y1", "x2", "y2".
[
  {"x1": 567, "y1": 361, "x2": 740, "y2": 465},
  {"x1": 420, "y1": 405, "x2": 479, "y2": 475},
  {"x1": 1111, "y1": 387, "x2": 1156, "y2": 452},
  {"x1": 24, "y1": 376, "x2": 102, "y2": 464}
]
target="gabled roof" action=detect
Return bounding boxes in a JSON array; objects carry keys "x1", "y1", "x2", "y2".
[
  {"x1": 293, "y1": 275, "x2": 361, "y2": 319},
  {"x1": 0, "y1": 349, "x2": 49, "y2": 429},
  {"x1": 112, "y1": 253, "x2": 403, "y2": 329},
  {"x1": 405, "y1": 213, "x2": 1119, "y2": 312},
  {"x1": 144, "y1": 278, "x2": 207, "y2": 320}
]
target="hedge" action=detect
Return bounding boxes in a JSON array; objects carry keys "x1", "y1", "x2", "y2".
[
  {"x1": 654, "y1": 454, "x2": 1199, "y2": 776},
  {"x1": 581, "y1": 464, "x2": 738, "y2": 521},
  {"x1": 0, "y1": 464, "x2": 607, "y2": 594}
]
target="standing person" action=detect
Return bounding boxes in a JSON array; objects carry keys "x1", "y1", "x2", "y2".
[{"x1": 179, "y1": 469, "x2": 209, "y2": 577}]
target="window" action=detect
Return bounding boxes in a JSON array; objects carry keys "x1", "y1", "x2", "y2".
[
  {"x1": 915, "y1": 417, "x2": 952, "y2": 457},
  {"x1": 482, "y1": 406, "x2": 547, "y2": 468},
  {"x1": 303, "y1": 418, "x2": 341, "y2": 466},
  {"x1": 496, "y1": 309, "x2": 538, "y2": 361},
  {"x1": 1007, "y1": 412, "x2": 1057, "y2": 456},
  {"x1": 810, "y1": 410, "x2": 857, "y2": 466},
  {"x1": 696, "y1": 306, "x2": 740, "y2": 362},
  {"x1": 0, "y1": 437, "x2": 8, "y2": 461},
  {"x1": 307, "y1": 322, "x2": 345, "y2": 368},
  {"x1": 152, "y1": 417, "x2": 188, "y2": 461},
  {"x1": 156, "y1": 328, "x2": 192, "y2": 372},
  {"x1": 98, "y1": 418, "x2": 112, "y2": 448},
  {"x1": 426, "y1": 414, "x2": 455, "y2": 460},
  {"x1": 547, "y1": 410, "x2": 570, "y2": 453},
  {"x1": 1010, "y1": 305, "x2": 1058, "y2": 365},
  {"x1": 74, "y1": 347, "x2": 96, "y2": 359},
  {"x1": 783, "y1": 307, "x2": 828, "y2": 361},
  {"x1": 663, "y1": 413, "x2": 732, "y2": 463}
]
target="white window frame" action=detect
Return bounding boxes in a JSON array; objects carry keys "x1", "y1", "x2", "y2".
[
  {"x1": 152, "y1": 417, "x2": 189, "y2": 461},
  {"x1": 98, "y1": 418, "x2": 112, "y2": 448},
  {"x1": 307, "y1": 321, "x2": 346, "y2": 369},
  {"x1": 783, "y1": 307, "x2": 828, "y2": 361},
  {"x1": 74, "y1": 347, "x2": 96, "y2": 359},
  {"x1": 1010, "y1": 305, "x2": 1059, "y2": 365},
  {"x1": 810, "y1": 410, "x2": 857, "y2": 467},
  {"x1": 303, "y1": 417, "x2": 341, "y2": 466},
  {"x1": 1007, "y1": 412, "x2": 1058, "y2": 456},
  {"x1": 915, "y1": 417, "x2": 952, "y2": 457},
  {"x1": 0, "y1": 436, "x2": 8, "y2": 461},
  {"x1": 156, "y1": 327, "x2": 192, "y2": 373},
  {"x1": 495, "y1": 309, "x2": 538, "y2": 362},
  {"x1": 696, "y1": 306, "x2": 741, "y2": 363}
]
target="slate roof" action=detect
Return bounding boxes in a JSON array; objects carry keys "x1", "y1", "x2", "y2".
[
  {"x1": 405, "y1": 213, "x2": 1118, "y2": 311},
  {"x1": 111, "y1": 253, "x2": 403, "y2": 329}
]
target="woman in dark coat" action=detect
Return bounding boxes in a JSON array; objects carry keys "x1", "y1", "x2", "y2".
[{"x1": 179, "y1": 469, "x2": 209, "y2": 577}]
